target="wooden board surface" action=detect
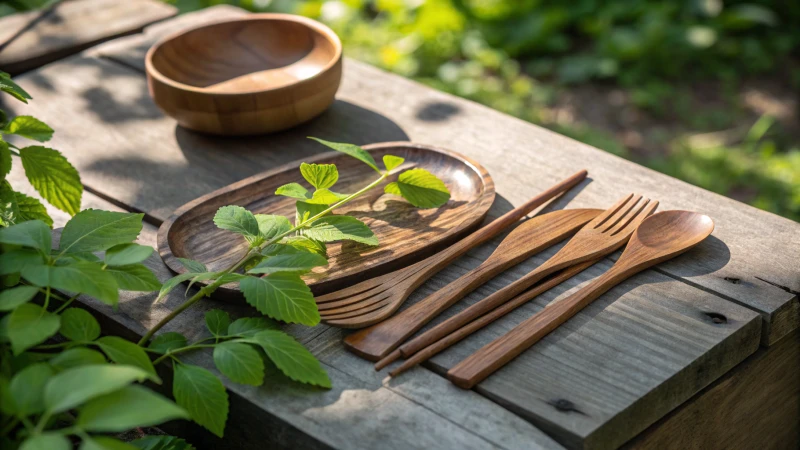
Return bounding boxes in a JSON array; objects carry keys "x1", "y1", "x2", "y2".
[
  {"x1": 2, "y1": 5, "x2": 795, "y2": 449},
  {"x1": 0, "y1": 0, "x2": 176, "y2": 75}
]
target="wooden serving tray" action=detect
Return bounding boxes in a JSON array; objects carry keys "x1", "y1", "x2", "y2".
[{"x1": 157, "y1": 142, "x2": 495, "y2": 297}]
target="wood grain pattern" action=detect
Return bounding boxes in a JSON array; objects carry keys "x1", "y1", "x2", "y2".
[
  {"x1": 158, "y1": 142, "x2": 495, "y2": 297},
  {"x1": 448, "y1": 211, "x2": 715, "y2": 389},
  {"x1": 346, "y1": 208, "x2": 601, "y2": 361},
  {"x1": 0, "y1": 0, "x2": 175, "y2": 75},
  {"x1": 318, "y1": 170, "x2": 587, "y2": 329},
  {"x1": 145, "y1": 14, "x2": 342, "y2": 135}
]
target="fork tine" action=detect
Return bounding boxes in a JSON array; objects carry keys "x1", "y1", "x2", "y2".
[
  {"x1": 321, "y1": 295, "x2": 394, "y2": 320},
  {"x1": 315, "y1": 280, "x2": 384, "y2": 303},
  {"x1": 324, "y1": 303, "x2": 396, "y2": 327},
  {"x1": 317, "y1": 284, "x2": 390, "y2": 308},
  {"x1": 601, "y1": 194, "x2": 643, "y2": 232},
  {"x1": 610, "y1": 199, "x2": 659, "y2": 236},
  {"x1": 592, "y1": 193, "x2": 634, "y2": 229},
  {"x1": 317, "y1": 289, "x2": 392, "y2": 312}
]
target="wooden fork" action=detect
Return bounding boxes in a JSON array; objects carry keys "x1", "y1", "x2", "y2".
[{"x1": 381, "y1": 194, "x2": 659, "y2": 371}]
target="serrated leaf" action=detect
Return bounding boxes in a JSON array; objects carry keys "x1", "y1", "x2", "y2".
[
  {"x1": 384, "y1": 168, "x2": 450, "y2": 208},
  {"x1": 0, "y1": 140, "x2": 10, "y2": 178},
  {"x1": 59, "y1": 209, "x2": 143, "y2": 254},
  {"x1": 104, "y1": 243, "x2": 153, "y2": 266},
  {"x1": 282, "y1": 236, "x2": 328, "y2": 257},
  {"x1": 80, "y1": 436, "x2": 140, "y2": 450},
  {"x1": 213, "y1": 205, "x2": 260, "y2": 242},
  {"x1": 205, "y1": 310, "x2": 230, "y2": 337},
  {"x1": 77, "y1": 384, "x2": 188, "y2": 432},
  {"x1": 60, "y1": 308, "x2": 101, "y2": 341},
  {"x1": 0, "y1": 72, "x2": 32, "y2": 103},
  {"x1": 15, "y1": 191, "x2": 53, "y2": 227},
  {"x1": 130, "y1": 435, "x2": 196, "y2": 450},
  {"x1": 299, "y1": 163, "x2": 338, "y2": 189},
  {"x1": 20, "y1": 146, "x2": 82, "y2": 215},
  {"x1": 309, "y1": 137, "x2": 379, "y2": 172},
  {"x1": 105, "y1": 264, "x2": 161, "y2": 291},
  {"x1": 9, "y1": 362, "x2": 53, "y2": 415},
  {"x1": 7, "y1": 303, "x2": 60, "y2": 354},
  {"x1": 304, "y1": 188, "x2": 348, "y2": 205},
  {"x1": 226, "y1": 317, "x2": 278, "y2": 337},
  {"x1": 4, "y1": 116, "x2": 53, "y2": 142},
  {"x1": 240, "y1": 274, "x2": 319, "y2": 326},
  {"x1": 254, "y1": 214, "x2": 292, "y2": 240},
  {"x1": 304, "y1": 215, "x2": 378, "y2": 246},
  {"x1": 20, "y1": 433, "x2": 70, "y2": 450},
  {"x1": 0, "y1": 285, "x2": 38, "y2": 311},
  {"x1": 0, "y1": 218, "x2": 51, "y2": 252},
  {"x1": 0, "y1": 180, "x2": 20, "y2": 226},
  {"x1": 383, "y1": 154, "x2": 405, "y2": 171},
  {"x1": 173, "y1": 363, "x2": 229, "y2": 438},
  {"x1": 295, "y1": 200, "x2": 327, "y2": 226},
  {"x1": 157, "y1": 272, "x2": 201, "y2": 301},
  {"x1": 96, "y1": 336, "x2": 158, "y2": 379},
  {"x1": 0, "y1": 248, "x2": 45, "y2": 275},
  {"x1": 177, "y1": 258, "x2": 207, "y2": 273},
  {"x1": 213, "y1": 342, "x2": 264, "y2": 386},
  {"x1": 241, "y1": 330, "x2": 330, "y2": 388},
  {"x1": 22, "y1": 261, "x2": 119, "y2": 306},
  {"x1": 49, "y1": 348, "x2": 106, "y2": 370},
  {"x1": 275, "y1": 182, "x2": 310, "y2": 200},
  {"x1": 247, "y1": 252, "x2": 328, "y2": 275},
  {"x1": 148, "y1": 332, "x2": 187, "y2": 354},
  {"x1": 44, "y1": 364, "x2": 152, "y2": 414}
]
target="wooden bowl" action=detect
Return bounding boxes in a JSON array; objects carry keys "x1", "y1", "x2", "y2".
[{"x1": 145, "y1": 14, "x2": 342, "y2": 135}]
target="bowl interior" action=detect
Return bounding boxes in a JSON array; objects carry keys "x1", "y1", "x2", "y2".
[{"x1": 150, "y1": 17, "x2": 339, "y2": 93}]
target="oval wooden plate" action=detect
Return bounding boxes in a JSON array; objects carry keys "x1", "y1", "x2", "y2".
[{"x1": 157, "y1": 142, "x2": 495, "y2": 298}]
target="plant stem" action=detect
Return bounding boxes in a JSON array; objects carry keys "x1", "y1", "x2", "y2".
[
  {"x1": 138, "y1": 170, "x2": 390, "y2": 346},
  {"x1": 152, "y1": 343, "x2": 216, "y2": 365},
  {"x1": 53, "y1": 294, "x2": 78, "y2": 314}
]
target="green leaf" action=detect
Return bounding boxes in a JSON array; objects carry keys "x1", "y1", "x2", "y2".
[
  {"x1": 77, "y1": 384, "x2": 188, "y2": 432},
  {"x1": 240, "y1": 274, "x2": 319, "y2": 326},
  {"x1": 213, "y1": 342, "x2": 264, "y2": 386},
  {"x1": 15, "y1": 192, "x2": 53, "y2": 227},
  {"x1": 60, "y1": 308, "x2": 101, "y2": 341},
  {"x1": 104, "y1": 243, "x2": 153, "y2": 266},
  {"x1": 384, "y1": 168, "x2": 450, "y2": 208},
  {"x1": 59, "y1": 209, "x2": 143, "y2": 254},
  {"x1": 0, "y1": 140, "x2": 10, "y2": 178},
  {"x1": 226, "y1": 317, "x2": 278, "y2": 337},
  {"x1": 213, "y1": 205, "x2": 260, "y2": 242},
  {"x1": 4, "y1": 116, "x2": 53, "y2": 142},
  {"x1": 19, "y1": 146, "x2": 82, "y2": 215},
  {"x1": 0, "y1": 219, "x2": 51, "y2": 252},
  {"x1": 0, "y1": 248, "x2": 44, "y2": 275},
  {"x1": 299, "y1": 163, "x2": 339, "y2": 189},
  {"x1": 22, "y1": 262, "x2": 119, "y2": 306},
  {"x1": 173, "y1": 363, "x2": 229, "y2": 438},
  {"x1": 157, "y1": 272, "x2": 201, "y2": 301},
  {"x1": 304, "y1": 188, "x2": 348, "y2": 205},
  {"x1": 254, "y1": 214, "x2": 292, "y2": 240},
  {"x1": 309, "y1": 137, "x2": 379, "y2": 172},
  {"x1": 242, "y1": 330, "x2": 331, "y2": 388},
  {"x1": 204, "y1": 310, "x2": 230, "y2": 337},
  {"x1": 304, "y1": 215, "x2": 378, "y2": 246},
  {"x1": 7, "y1": 303, "x2": 60, "y2": 355},
  {"x1": 263, "y1": 236, "x2": 328, "y2": 258},
  {"x1": 148, "y1": 332, "x2": 187, "y2": 354},
  {"x1": 105, "y1": 264, "x2": 161, "y2": 291},
  {"x1": 177, "y1": 258, "x2": 207, "y2": 273},
  {"x1": 275, "y1": 182, "x2": 310, "y2": 200},
  {"x1": 44, "y1": 364, "x2": 152, "y2": 414},
  {"x1": 0, "y1": 285, "x2": 38, "y2": 311},
  {"x1": 96, "y1": 336, "x2": 158, "y2": 379},
  {"x1": 247, "y1": 252, "x2": 328, "y2": 275},
  {"x1": 49, "y1": 348, "x2": 106, "y2": 370},
  {"x1": 0, "y1": 180, "x2": 20, "y2": 226},
  {"x1": 131, "y1": 435, "x2": 196, "y2": 450},
  {"x1": 295, "y1": 200, "x2": 327, "y2": 225},
  {"x1": 9, "y1": 362, "x2": 53, "y2": 415},
  {"x1": 383, "y1": 154, "x2": 405, "y2": 171},
  {"x1": 19, "y1": 433, "x2": 70, "y2": 450},
  {"x1": 80, "y1": 436, "x2": 140, "y2": 450},
  {"x1": 0, "y1": 72, "x2": 32, "y2": 103}
]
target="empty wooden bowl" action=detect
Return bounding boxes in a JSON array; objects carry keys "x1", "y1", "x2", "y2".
[{"x1": 145, "y1": 14, "x2": 342, "y2": 135}]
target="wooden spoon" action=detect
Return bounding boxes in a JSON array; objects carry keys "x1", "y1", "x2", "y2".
[
  {"x1": 447, "y1": 210, "x2": 714, "y2": 389},
  {"x1": 345, "y1": 208, "x2": 602, "y2": 361}
]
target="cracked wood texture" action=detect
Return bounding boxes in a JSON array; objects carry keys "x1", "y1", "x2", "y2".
[
  {"x1": 0, "y1": 0, "x2": 176, "y2": 75},
  {"x1": 2, "y1": 5, "x2": 797, "y2": 449}
]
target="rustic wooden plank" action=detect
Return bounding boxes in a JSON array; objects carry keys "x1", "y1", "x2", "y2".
[
  {"x1": 0, "y1": 0, "x2": 176, "y2": 75},
  {"x1": 626, "y1": 329, "x2": 800, "y2": 449}
]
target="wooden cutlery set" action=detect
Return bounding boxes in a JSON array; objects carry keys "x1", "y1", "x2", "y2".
[{"x1": 322, "y1": 170, "x2": 715, "y2": 389}]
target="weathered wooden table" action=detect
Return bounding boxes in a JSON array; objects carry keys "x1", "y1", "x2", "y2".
[{"x1": 3, "y1": 4, "x2": 799, "y2": 450}]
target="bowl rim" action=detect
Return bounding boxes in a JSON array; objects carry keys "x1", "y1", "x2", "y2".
[{"x1": 145, "y1": 13, "x2": 343, "y2": 96}]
